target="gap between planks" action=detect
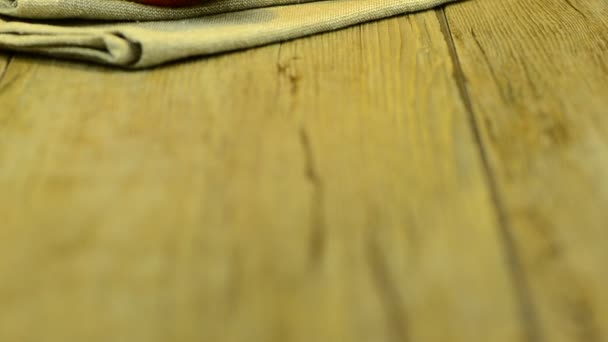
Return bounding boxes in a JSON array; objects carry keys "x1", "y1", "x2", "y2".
[{"x1": 435, "y1": 6, "x2": 544, "y2": 342}]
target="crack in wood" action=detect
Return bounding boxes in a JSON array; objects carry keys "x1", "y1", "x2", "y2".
[
  {"x1": 367, "y1": 233, "x2": 410, "y2": 342},
  {"x1": 562, "y1": 0, "x2": 588, "y2": 20},
  {"x1": 298, "y1": 126, "x2": 326, "y2": 266},
  {"x1": 0, "y1": 55, "x2": 14, "y2": 92},
  {"x1": 435, "y1": 7, "x2": 544, "y2": 342}
]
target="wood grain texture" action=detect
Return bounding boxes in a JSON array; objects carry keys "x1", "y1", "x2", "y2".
[
  {"x1": 0, "y1": 54, "x2": 10, "y2": 82},
  {"x1": 0, "y1": 10, "x2": 525, "y2": 342},
  {"x1": 445, "y1": 0, "x2": 608, "y2": 341}
]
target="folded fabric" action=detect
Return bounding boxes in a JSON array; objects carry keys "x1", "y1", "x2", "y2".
[
  {"x1": 0, "y1": 0, "x2": 457, "y2": 68},
  {"x1": 0, "y1": 0, "x2": 320, "y2": 20}
]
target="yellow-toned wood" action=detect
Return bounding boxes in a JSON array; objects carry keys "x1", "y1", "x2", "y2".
[
  {"x1": 0, "y1": 54, "x2": 10, "y2": 81},
  {"x1": 0, "y1": 10, "x2": 524, "y2": 342},
  {"x1": 446, "y1": 0, "x2": 608, "y2": 341}
]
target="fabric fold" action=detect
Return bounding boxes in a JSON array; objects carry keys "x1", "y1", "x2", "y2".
[
  {"x1": 0, "y1": 0, "x2": 457, "y2": 68},
  {"x1": 0, "y1": 0, "x2": 320, "y2": 20}
]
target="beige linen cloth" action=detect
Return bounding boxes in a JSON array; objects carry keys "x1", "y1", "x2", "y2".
[{"x1": 0, "y1": 0, "x2": 456, "y2": 68}]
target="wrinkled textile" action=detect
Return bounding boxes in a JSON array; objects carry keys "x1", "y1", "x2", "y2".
[{"x1": 0, "y1": 0, "x2": 457, "y2": 68}]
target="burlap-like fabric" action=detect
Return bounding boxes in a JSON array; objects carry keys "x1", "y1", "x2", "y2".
[
  {"x1": 0, "y1": 0, "x2": 457, "y2": 68},
  {"x1": 0, "y1": 0, "x2": 321, "y2": 20}
]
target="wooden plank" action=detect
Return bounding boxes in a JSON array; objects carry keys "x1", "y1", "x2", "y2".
[
  {"x1": 0, "y1": 11, "x2": 523, "y2": 342},
  {"x1": 445, "y1": 0, "x2": 608, "y2": 341},
  {"x1": 0, "y1": 54, "x2": 10, "y2": 83}
]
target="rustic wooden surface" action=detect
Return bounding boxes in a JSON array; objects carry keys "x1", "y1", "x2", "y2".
[{"x1": 0, "y1": 0, "x2": 607, "y2": 341}]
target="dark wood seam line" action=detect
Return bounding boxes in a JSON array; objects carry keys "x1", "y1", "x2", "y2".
[
  {"x1": 367, "y1": 233, "x2": 411, "y2": 342},
  {"x1": 435, "y1": 7, "x2": 543, "y2": 342},
  {"x1": 562, "y1": 0, "x2": 588, "y2": 19},
  {"x1": 0, "y1": 54, "x2": 14, "y2": 85}
]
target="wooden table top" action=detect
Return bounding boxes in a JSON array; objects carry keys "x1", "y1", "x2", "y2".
[{"x1": 1, "y1": 0, "x2": 607, "y2": 341}]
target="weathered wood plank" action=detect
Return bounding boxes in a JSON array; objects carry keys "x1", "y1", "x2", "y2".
[
  {"x1": 0, "y1": 11, "x2": 522, "y2": 342},
  {"x1": 445, "y1": 0, "x2": 608, "y2": 341},
  {"x1": 0, "y1": 54, "x2": 11, "y2": 83}
]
